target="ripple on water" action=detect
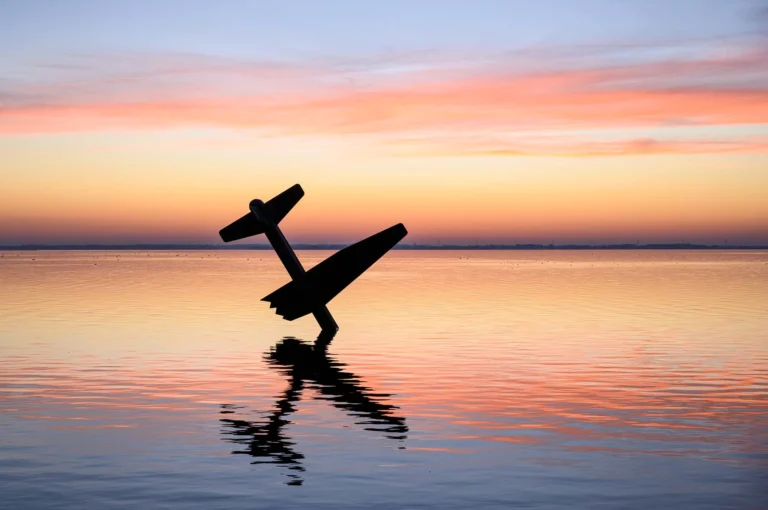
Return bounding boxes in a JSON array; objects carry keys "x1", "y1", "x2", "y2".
[{"x1": 0, "y1": 250, "x2": 766, "y2": 508}]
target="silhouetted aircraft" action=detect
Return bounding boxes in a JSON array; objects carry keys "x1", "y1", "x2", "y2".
[{"x1": 219, "y1": 184, "x2": 407, "y2": 333}]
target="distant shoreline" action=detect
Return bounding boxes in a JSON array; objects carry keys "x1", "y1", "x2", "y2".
[{"x1": 1, "y1": 243, "x2": 766, "y2": 251}]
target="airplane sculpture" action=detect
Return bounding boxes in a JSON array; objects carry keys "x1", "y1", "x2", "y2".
[{"x1": 219, "y1": 184, "x2": 407, "y2": 334}]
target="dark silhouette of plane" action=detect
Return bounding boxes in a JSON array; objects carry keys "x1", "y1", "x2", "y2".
[
  {"x1": 219, "y1": 184, "x2": 407, "y2": 333},
  {"x1": 219, "y1": 333, "x2": 408, "y2": 485}
]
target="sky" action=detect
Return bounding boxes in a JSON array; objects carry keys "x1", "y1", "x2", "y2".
[{"x1": 1, "y1": 0, "x2": 768, "y2": 245}]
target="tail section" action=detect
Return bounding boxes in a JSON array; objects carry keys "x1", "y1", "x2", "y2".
[
  {"x1": 263, "y1": 184, "x2": 304, "y2": 225},
  {"x1": 219, "y1": 213, "x2": 265, "y2": 242},
  {"x1": 219, "y1": 184, "x2": 304, "y2": 242},
  {"x1": 262, "y1": 223, "x2": 407, "y2": 320}
]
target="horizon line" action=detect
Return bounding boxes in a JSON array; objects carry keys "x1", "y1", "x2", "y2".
[{"x1": 1, "y1": 243, "x2": 767, "y2": 251}]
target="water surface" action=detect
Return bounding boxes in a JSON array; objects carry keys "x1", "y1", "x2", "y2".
[{"x1": 1, "y1": 250, "x2": 766, "y2": 508}]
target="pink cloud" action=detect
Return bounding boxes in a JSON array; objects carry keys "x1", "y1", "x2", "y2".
[
  {"x1": 395, "y1": 136, "x2": 768, "y2": 157},
  {"x1": 2, "y1": 43, "x2": 768, "y2": 155}
]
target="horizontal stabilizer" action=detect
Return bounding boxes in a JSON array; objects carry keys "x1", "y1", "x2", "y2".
[
  {"x1": 218, "y1": 184, "x2": 304, "y2": 243},
  {"x1": 219, "y1": 213, "x2": 265, "y2": 242},
  {"x1": 264, "y1": 184, "x2": 304, "y2": 225},
  {"x1": 262, "y1": 223, "x2": 407, "y2": 320}
]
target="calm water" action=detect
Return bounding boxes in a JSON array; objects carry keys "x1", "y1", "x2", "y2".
[{"x1": 1, "y1": 250, "x2": 766, "y2": 509}]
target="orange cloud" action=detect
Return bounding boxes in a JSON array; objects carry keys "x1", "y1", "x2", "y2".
[
  {"x1": 3, "y1": 72, "x2": 768, "y2": 133},
  {"x1": 398, "y1": 136, "x2": 768, "y2": 157},
  {"x1": 2, "y1": 45, "x2": 768, "y2": 157}
]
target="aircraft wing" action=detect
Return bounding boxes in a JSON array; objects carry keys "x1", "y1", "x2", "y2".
[{"x1": 262, "y1": 223, "x2": 407, "y2": 320}]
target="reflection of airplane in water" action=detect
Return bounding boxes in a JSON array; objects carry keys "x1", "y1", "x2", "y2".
[{"x1": 220, "y1": 333, "x2": 408, "y2": 485}]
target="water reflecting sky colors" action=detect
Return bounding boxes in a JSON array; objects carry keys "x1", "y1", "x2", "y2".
[{"x1": 1, "y1": 250, "x2": 766, "y2": 508}]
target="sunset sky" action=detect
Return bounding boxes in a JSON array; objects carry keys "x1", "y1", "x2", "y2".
[{"x1": 2, "y1": 0, "x2": 767, "y2": 245}]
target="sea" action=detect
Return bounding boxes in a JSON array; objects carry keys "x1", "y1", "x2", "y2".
[{"x1": 1, "y1": 250, "x2": 766, "y2": 509}]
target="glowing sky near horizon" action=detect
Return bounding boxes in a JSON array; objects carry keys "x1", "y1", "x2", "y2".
[{"x1": 1, "y1": 0, "x2": 768, "y2": 245}]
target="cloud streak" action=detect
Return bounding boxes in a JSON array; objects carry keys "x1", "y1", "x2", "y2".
[
  {"x1": 2, "y1": 40, "x2": 768, "y2": 156},
  {"x1": 397, "y1": 136, "x2": 768, "y2": 157}
]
